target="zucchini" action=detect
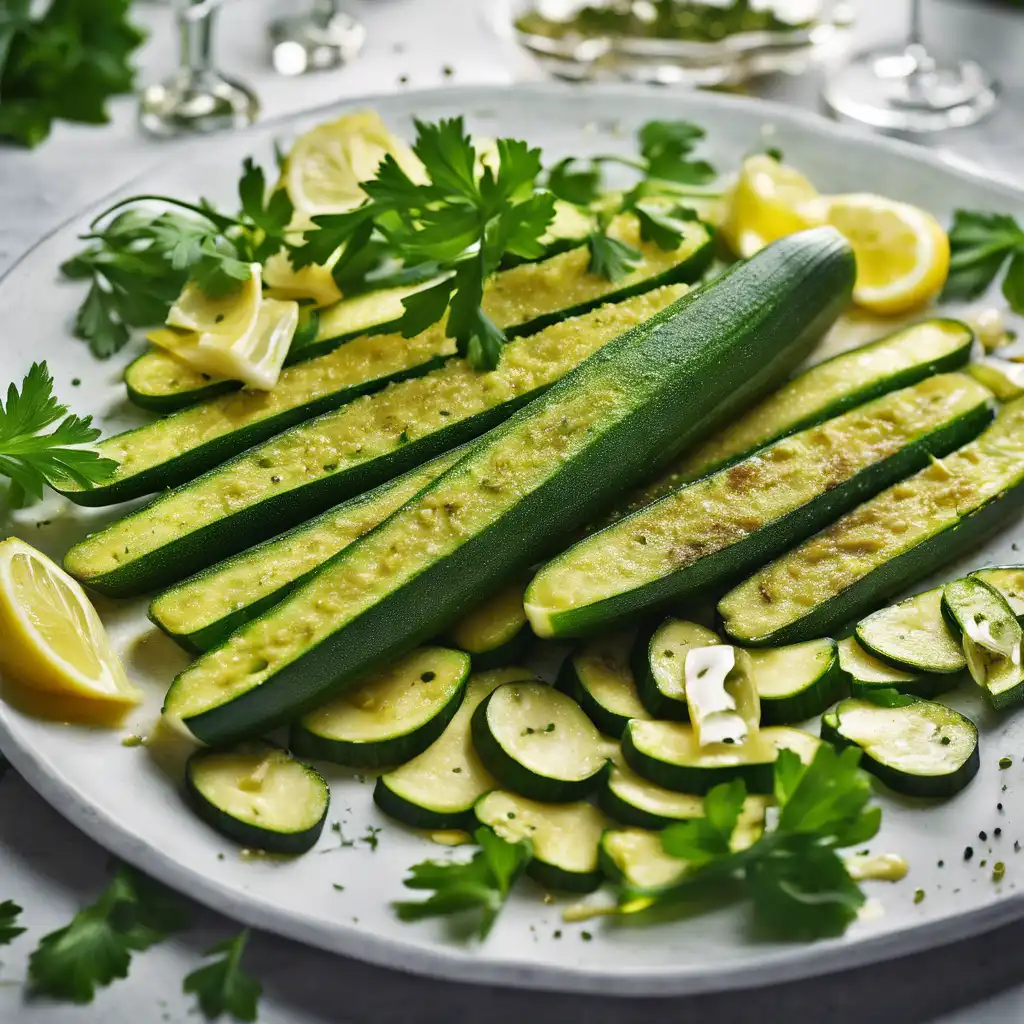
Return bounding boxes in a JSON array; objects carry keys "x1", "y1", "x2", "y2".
[
  {"x1": 526, "y1": 373, "x2": 995, "y2": 637},
  {"x1": 856, "y1": 586, "x2": 966, "y2": 675},
  {"x1": 598, "y1": 761, "x2": 769, "y2": 835},
  {"x1": 942, "y1": 577, "x2": 1024, "y2": 709},
  {"x1": 599, "y1": 829, "x2": 688, "y2": 892},
  {"x1": 749, "y1": 638, "x2": 846, "y2": 724},
  {"x1": 968, "y1": 358, "x2": 1024, "y2": 402},
  {"x1": 475, "y1": 790, "x2": 609, "y2": 892},
  {"x1": 162, "y1": 228, "x2": 855, "y2": 745},
  {"x1": 556, "y1": 633, "x2": 649, "y2": 737},
  {"x1": 821, "y1": 695, "x2": 979, "y2": 797},
  {"x1": 447, "y1": 580, "x2": 530, "y2": 670},
  {"x1": 67, "y1": 285, "x2": 689, "y2": 595},
  {"x1": 719, "y1": 395, "x2": 1024, "y2": 647},
  {"x1": 621, "y1": 720, "x2": 821, "y2": 794},
  {"x1": 373, "y1": 667, "x2": 534, "y2": 830},
  {"x1": 288, "y1": 646, "x2": 470, "y2": 768},
  {"x1": 470, "y1": 681, "x2": 611, "y2": 802},
  {"x1": 971, "y1": 566, "x2": 1024, "y2": 619},
  {"x1": 150, "y1": 447, "x2": 464, "y2": 654},
  {"x1": 631, "y1": 619, "x2": 721, "y2": 721},
  {"x1": 684, "y1": 645, "x2": 760, "y2": 747},
  {"x1": 184, "y1": 742, "x2": 329, "y2": 854},
  {"x1": 836, "y1": 637, "x2": 948, "y2": 699}
]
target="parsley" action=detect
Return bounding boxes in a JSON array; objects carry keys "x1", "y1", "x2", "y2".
[
  {"x1": 942, "y1": 210, "x2": 1024, "y2": 312},
  {"x1": 585, "y1": 232, "x2": 641, "y2": 282},
  {"x1": 636, "y1": 745, "x2": 880, "y2": 940},
  {"x1": 0, "y1": 362, "x2": 118, "y2": 508},
  {"x1": 28, "y1": 865, "x2": 190, "y2": 1004},
  {"x1": 0, "y1": 0, "x2": 145, "y2": 148},
  {"x1": 290, "y1": 117, "x2": 557, "y2": 370},
  {"x1": 0, "y1": 900, "x2": 25, "y2": 946},
  {"x1": 394, "y1": 826, "x2": 531, "y2": 938},
  {"x1": 183, "y1": 930, "x2": 262, "y2": 1023}
]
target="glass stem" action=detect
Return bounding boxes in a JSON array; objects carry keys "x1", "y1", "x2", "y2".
[
  {"x1": 179, "y1": 0, "x2": 217, "y2": 73},
  {"x1": 908, "y1": 0, "x2": 924, "y2": 49},
  {"x1": 313, "y1": 0, "x2": 341, "y2": 26}
]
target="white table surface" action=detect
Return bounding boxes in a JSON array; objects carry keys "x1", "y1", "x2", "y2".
[{"x1": 1, "y1": 1, "x2": 1023, "y2": 1021}]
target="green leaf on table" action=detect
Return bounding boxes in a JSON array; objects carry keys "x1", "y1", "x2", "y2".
[
  {"x1": 183, "y1": 930, "x2": 262, "y2": 1023},
  {"x1": 0, "y1": 900, "x2": 25, "y2": 946},
  {"x1": 942, "y1": 208, "x2": 1024, "y2": 311}
]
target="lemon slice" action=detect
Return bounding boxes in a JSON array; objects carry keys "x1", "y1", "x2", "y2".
[
  {"x1": 821, "y1": 193, "x2": 950, "y2": 315},
  {"x1": 0, "y1": 538, "x2": 139, "y2": 707},
  {"x1": 263, "y1": 246, "x2": 343, "y2": 308},
  {"x1": 720, "y1": 155, "x2": 822, "y2": 258},
  {"x1": 166, "y1": 263, "x2": 263, "y2": 338},
  {"x1": 284, "y1": 111, "x2": 426, "y2": 229}
]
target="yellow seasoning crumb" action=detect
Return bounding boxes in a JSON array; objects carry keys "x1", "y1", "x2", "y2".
[
  {"x1": 993, "y1": 862, "x2": 1006, "y2": 883},
  {"x1": 542, "y1": 893, "x2": 557, "y2": 906},
  {"x1": 913, "y1": 888, "x2": 925, "y2": 904},
  {"x1": 120, "y1": 734, "x2": 145, "y2": 748}
]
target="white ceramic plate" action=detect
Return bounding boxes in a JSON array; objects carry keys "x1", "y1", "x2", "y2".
[{"x1": 2, "y1": 84, "x2": 1024, "y2": 997}]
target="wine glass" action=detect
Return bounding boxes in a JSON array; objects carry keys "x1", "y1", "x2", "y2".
[
  {"x1": 268, "y1": 1, "x2": 367, "y2": 77},
  {"x1": 822, "y1": 0, "x2": 999, "y2": 133},
  {"x1": 139, "y1": 0, "x2": 260, "y2": 138}
]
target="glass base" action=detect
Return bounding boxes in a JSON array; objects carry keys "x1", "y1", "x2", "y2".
[
  {"x1": 269, "y1": 11, "x2": 366, "y2": 76},
  {"x1": 139, "y1": 69, "x2": 260, "y2": 138},
  {"x1": 823, "y1": 45, "x2": 999, "y2": 133}
]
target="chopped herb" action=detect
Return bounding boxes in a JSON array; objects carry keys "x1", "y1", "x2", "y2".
[
  {"x1": 1000, "y1": 756, "x2": 1013, "y2": 769},
  {"x1": 0, "y1": 901, "x2": 25, "y2": 946},
  {"x1": 183, "y1": 930, "x2": 261, "y2": 1023},
  {"x1": 580, "y1": 931, "x2": 593, "y2": 941},
  {"x1": 361, "y1": 826, "x2": 383, "y2": 852},
  {"x1": 332, "y1": 884, "x2": 345, "y2": 892},
  {"x1": 996, "y1": 828, "x2": 1003, "y2": 837},
  {"x1": 913, "y1": 889, "x2": 925, "y2": 904},
  {"x1": 965, "y1": 846, "x2": 974, "y2": 861},
  {"x1": 980, "y1": 831, "x2": 988, "y2": 841}
]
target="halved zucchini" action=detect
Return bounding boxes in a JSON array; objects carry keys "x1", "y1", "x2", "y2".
[
  {"x1": 836, "y1": 637, "x2": 948, "y2": 699},
  {"x1": 943, "y1": 577, "x2": 1024, "y2": 709},
  {"x1": 631, "y1": 619, "x2": 721, "y2": 720},
  {"x1": 288, "y1": 647, "x2": 470, "y2": 768},
  {"x1": 719, "y1": 395, "x2": 1024, "y2": 646},
  {"x1": 968, "y1": 357, "x2": 1024, "y2": 402},
  {"x1": 821, "y1": 696, "x2": 979, "y2": 797},
  {"x1": 971, "y1": 566, "x2": 1024, "y2": 619},
  {"x1": 184, "y1": 742, "x2": 329, "y2": 854},
  {"x1": 373, "y1": 667, "x2": 534, "y2": 830},
  {"x1": 599, "y1": 828, "x2": 688, "y2": 892},
  {"x1": 447, "y1": 580, "x2": 530, "y2": 670},
  {"x1": 556, "y1": 633, "x2": 649, "y2": 737},
  {"x1": 150, "y1": 447, "x2": 465, "y2": 653},
  {"x1": 475, "y1": 790, "x2": 609, "y2": 893},
  {"x1": 471, "y1": 681, "x2": 610, "y2": 802},
  {"x1": 621, "y1": 720, "x2": 820, "y2": 794},
  {"x1": 527, "y1": 373, "x2": 994, "y2": 637},
  {"x1": 749, "y1": 638, "x2": 846, "y2": 724}
]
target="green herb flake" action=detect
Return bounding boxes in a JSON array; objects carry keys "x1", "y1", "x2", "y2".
[
  {"x1": 1000, "y1": 757, "x2": 1013, "y2": 769},
  {"x1": 913, "y1": 888, "x2": 925, "y2": 905},
  {"x1": 183, "y1": 930, "x2": 262, "y2": 1023}
]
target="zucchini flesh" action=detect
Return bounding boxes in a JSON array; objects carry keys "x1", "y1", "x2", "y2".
[
  {"x1": 68, "y1": 286, "x2": 688, "y2": 595},
  {"x1": 447, "y1": 580, "x2": 530, "y2": 669},
  {"x1": 624, "y1": 317, "x2": 974, "y2": 511},
  {"x1": 836, "y1": 637, "x2": 950, "y2": 699},
  {"x1": 470, "y1": 681, "x2": 611, "y2": 802},
  {"x1": 373, "y1": 667, "x2": 534, "y2": 830},
  {"x1": 856, "y1": 586, "x2": 966, "y2": 674},
  {"x1": 748, "y1": 638, "x2": 846, "y2": 724},
  {"x1": 149, "y1": 447, "x2": 464, "y2": 653},
  {"x1": 632, "y1": 619, "x2": 721, "y2": 721},
  {"x1": 599, "y1": 829, "x2": 688, "y2": 892},
  {"x1": 556, "y1": 632, "x2": 649, "y2": 738},
  {"x1": 943, "y1": 577, "x2": 1024, "y2": 709},
  {"x1": 821, "y1": 697, "x2": 979, "y2": 797},
  {"x1": 161, "y1": 228, "x2": 855, "y2": 744},
  {"x1": 526, "y1": 373, "x2": 994, "y2": 637},
  {"x1": 621, "y1": 720, "x2": 821, "y2": 794},
  {"x1": 184, "y1": 743, "x2": 329, "y2": 854},
  {"x1": 288, "y1": 646, "x2": 470, "y2": 768},
  {"x1": 475, "y1": 790, "x2": 609, "y2": 893},
  {"x1": 968, "y1": 358, "x2": 1024, "y2": 402},
  {"x1": 970, "y1": 566, "x2": 1024, "y2": 619},
  {"x1": 719, "y1": 395, "x2": 1024, "y2": 647}
]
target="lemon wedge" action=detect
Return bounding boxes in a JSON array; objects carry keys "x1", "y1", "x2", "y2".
[
  {"x1": 263, "y1": 246, "x2": 343, "y2": 308},
  {"x1": 166, "y1": 263, "x2": 263, "y2": 338},
  {"x1": 0, "y1": 538, "x2": 139, "y2": 708},
  {"x1": 284, "y1": 111, "x2": 426, "y2": 229},
  {"x1": 817, "y1": 193, "x2": 950, "y2": 315},
  {"x1": 720, "y1": 155, "x2": 822, "y2": 258}
]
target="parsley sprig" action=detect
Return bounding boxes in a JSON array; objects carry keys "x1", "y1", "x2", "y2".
[
  {"x1": 183, "y1": 930, "x2": 262, "y2": 1023},
  {"x1": 290, "y1": 117, "x2": 557, "y2": 370},
  {"x1": 0, "y1": 362, "x2": 117, "y2": 508},
  {"x1": 942, "y1": 209, "x2": 1024, "y2": 312},
  {"x1": 394, "y1": 826, "x2": 532, "y2": 938},
  {"x1": 0, "y1": 900, "x2": 25, "y2": 946},
  {"x1": 63, "y1": 160, "x2": 293, "y2": 358}
]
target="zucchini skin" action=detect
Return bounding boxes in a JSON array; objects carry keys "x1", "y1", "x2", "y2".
[
  {"x1": 845, "y1": 672, "x2": 960, "y2": 701},
  {"x1": 371, "y1": 779, "x2": 475, "y2": 832},
  {"x1": 555, "y1": 654, "x2": 631, "y2": 739},
  {"x1": 630, "y1": 621, "x2": 690, "y2": 722},
  {"x1": 596, "y1": 768, "x2": 682, "y2": 830},
  {"x1": 125, "y1": 355, "x2": 232, "y2": 412},
  {"x1": 171, "y1": 228, "x2": 855, "y2": 744},
  {"x1": 463, "y1": 628, "x2": 532, "y2": 671},
  {"x1": 756, "y1": 647, "x2": 849, "y2": 725},
  {"x1": 524, "y1": 858, "x2": 603, "y2": 895}
]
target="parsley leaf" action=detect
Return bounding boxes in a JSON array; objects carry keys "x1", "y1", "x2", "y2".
[
  {"x1": 0, "y1": 362, "x2": 118, "y2": 507},
  {"x1": 0, "y1": 900, "x2": 25, "y2": 946},
  {"x1": 547, "y1": 157, "x2": 603, "y2": 206},
  {"x1": 639, "y1": 120, "x2": 716, "y2": 186},
  {"x1": 942, "y1": 209, "x2": 1024, "y2": 312},
  {"x1": 28, "y1": 865, "x2": 190, "y2": 1004},
  {"x1": 586, "y1": 231, "x2": 641, "y2": 281},
  {"x1": 394, "y1": 826, "x2": 532, "y2": 938},
  {"x1": 183, "y1": 930, "x2": 262, "y2": 1023}
]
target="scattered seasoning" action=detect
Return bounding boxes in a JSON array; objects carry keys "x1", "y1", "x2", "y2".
[
  {"x1": 361, "y1": 826, "x2": 383, "y2": 851},
  {"x1": 271, "y1": 475, "x2": 282, "y2": 484},
  {"x1": 913, "y1": 889, "x2": 925, "y2": 904},
  {"x1": 581, "y1": 931, "x2": 593, "y2": 941},
  {"x1": 964, "y1": 846, "x2": 974, "y2": 861},
  {"x1": 441, "y1": 64, "x2": 454, "y2": 77},
  {"x1": 980, "y1": 831, "x2": 988, "y2": 841},
  {"x1": 994, "y1": 862, "x2": 1006, "y2": 883},
  {"x1": 452, "y1": 767, "x2": 462, "y2": 774},
  {"x1": 322, "y1": 822, "x2": 355, "y2": 852},
  {"x1": 1013, "y1": 543, "x2": 1020, "y2": 553},
  {"x1": 217, "y1": 853, "x2": 225, "y2": 861},
  {"x1": 1004, "y1": 784, "x2": 1009, "y2": 792},
  {"x1": 996, "y1": 828, "x2": 1003, "y2": 837},
  {"x1": 940, "y1": 736, "x2": 951, "y2": 746},
  {"x1": 1016, "y1": 841, "x2": 1021, "y2": 853},
  {"x1": 507, "y1": 812, "x2": 516, "y2": 820},
  {"x1": 542, "y1": 893, "x2": 556, "y2": 906},
  {"x1": 71, "y1": 378, "x2": 81, "y2": 386},
  {"x1": 333, "y1": 883, "x2": 345, "y2": 891},
  {"x1": 937, "y1": 860, "x2": 944, "y2": 868},
  {"x1": 398, "y1": 74, "x2": 410, "y2": 86},
  {"x1": 120, "y1": 734, "x2": 144, "y2": 748},
  {"x1": 355, "y1": 773, "x2": 367, "y2": 784},
  {"x1": 1000, "y1": 757, "x2": 1013, "y2": 769},
  {"x1": 981, "y1": 859, "x2": 988, "y2": 868},
  {"x1": 543, "y1": 723, "x2": 556, "y2": 733},
  {"x1": 999, "y1": 803, "x2": 1005, "y2": 812},
  {"x1": 553, "y1": 929, "x2": 562, "y2": 939}
]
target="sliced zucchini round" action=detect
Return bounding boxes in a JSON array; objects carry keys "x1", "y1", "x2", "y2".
[
  {"x1": 289, "y1": 647, "x2": 470, "y2": 768},
  {"x1": 821, "y1": 696, "x2": 979, "y2": 797},
  {"x1": 599, "y1": 828, "x2": 687, "y2": 893},
  {"x1": 184, "y1": 742, "x2": 329, "y2": 854},
  {"x1": 836, "y1": 636, "x2": 951, "y2": 699},
  {"x1": 475, "y1": 790, "x2": 608, "y2": 893},
  {"x1": 631, "y1": 619, "x2": 721, "y2": 721},
  {"x1": 557, "y1": 632, "x2": 649, "y2": 738},
  {"x1": 621, "y1": 720, "x2": 821, "y2": 795},
  {"x1": 971, "y1": 566, "x2": 1024, "y2": 621},
  {"x1": 373, "y1": 667, "x2": 534, "y2": 830},
  {"x1": 856, "y1": 586, "x2": 966, "y2": 675},
  {"x1": 943, "y1": 577, "x2": 1024, "y2": 710},
  {"x1": 447, "y1": 580, "x2": 531, "y2": 670},
  {"x1": 748, "y1": 638, "x2": 846, "y2": 724},
  {"x1": 471, "y1": 681, "x2": 611, "y2": 802}
]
